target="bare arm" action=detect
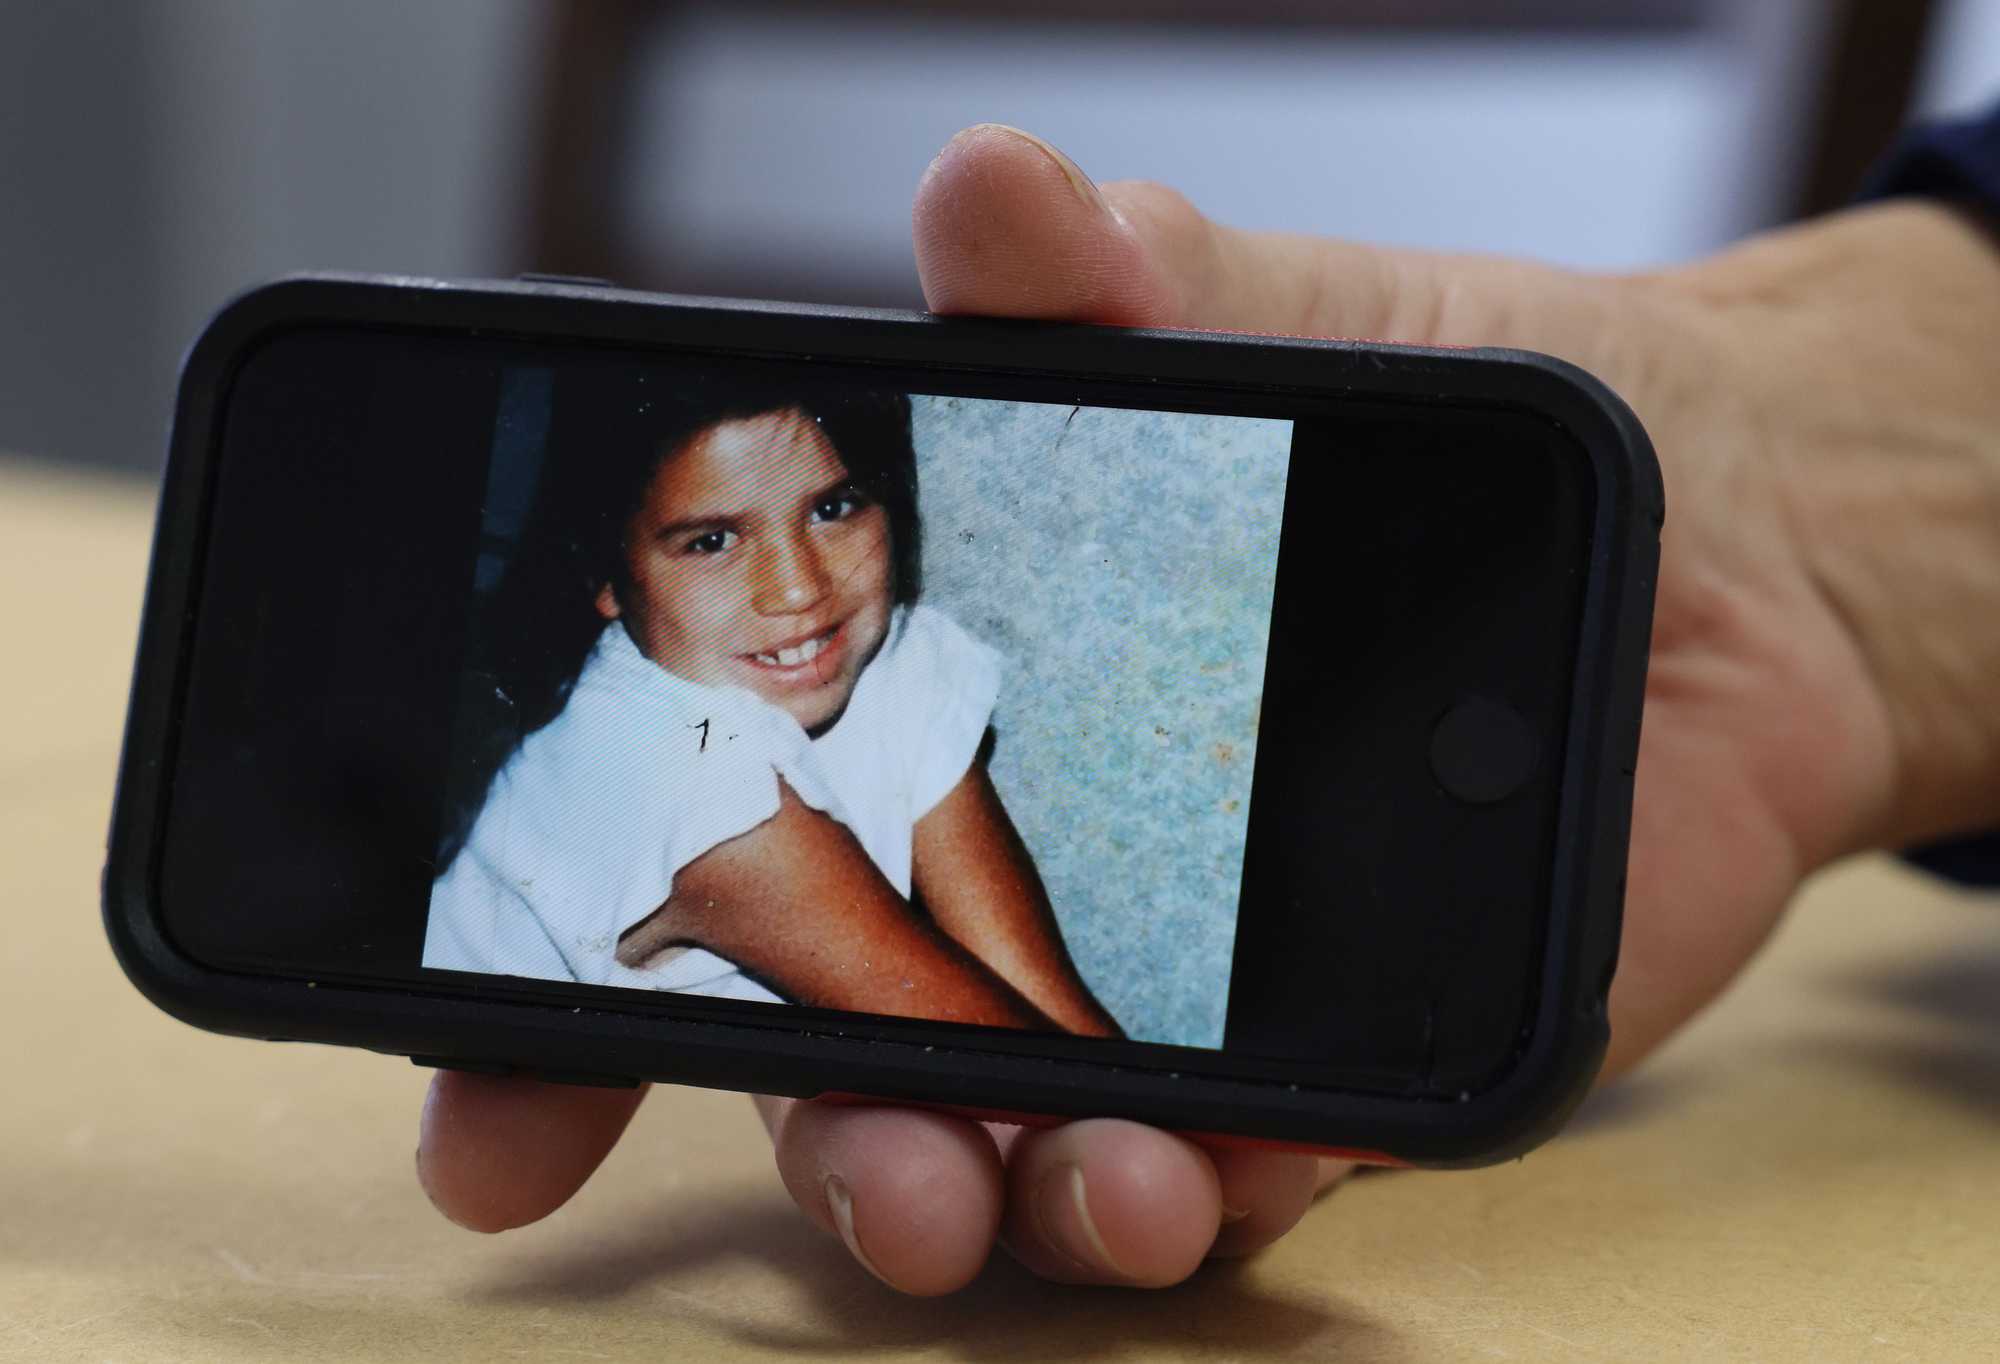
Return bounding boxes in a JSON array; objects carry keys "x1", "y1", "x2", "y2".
[
  {"x1": 912, "y1": 765, "x2": 1124, "y2": 1038},
  {"x1": 615, "y1": 779, "x2": 1057, "y2": 1029}
]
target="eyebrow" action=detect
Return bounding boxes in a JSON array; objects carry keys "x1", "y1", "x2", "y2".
[{"x1": 649, "y1": 473, "x2": 860, "y2": 540}]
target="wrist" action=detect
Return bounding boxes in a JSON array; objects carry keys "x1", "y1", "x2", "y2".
[{"x1": 1682, "y1": 201, "x2": 2000, "y2": 850}]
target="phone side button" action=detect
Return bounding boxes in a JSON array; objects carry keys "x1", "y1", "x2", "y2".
[
  {"x1": 410, "y1": 1055, "x2": 512, "y2": 1077},
  {"x1": 814, "y1": 1093, "x2": 1069, "y2": 1130},
  {"x1": 408, "y1": 1056, "x2": 641, "y2": 1088},
  {"x1": 515, "y1": 272, "x2": 617, "y2": 289},
  {"x1": 1594, "y1": 874, "x2": 1627, "y2": 1002},
  {"x1": 522, "y1": 1068, "x2": 642, "y2": 1089}
]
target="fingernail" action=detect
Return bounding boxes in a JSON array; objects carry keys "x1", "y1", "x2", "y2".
[
  {"x1": 1220, "y1": 1203, "x2": 1252, "y2": 1224},
  {"x1": 1032, "y1": 1162, "x2": 1130, "y2": 1280},
  {"x1": 985, "y1": 124, "x2": 1108, "y2": 213},
  {"x1": 823, "y1": 1173, "x2": 889, "y2": 1285}
]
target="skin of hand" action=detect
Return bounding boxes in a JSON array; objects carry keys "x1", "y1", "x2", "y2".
[{"x1": 418, "y1": 123, "x2": 2000, "y2": 1294}]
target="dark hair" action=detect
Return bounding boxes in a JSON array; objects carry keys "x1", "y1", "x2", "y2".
[{"x1": 436, "y1": 364, "x2": 922, "y2": 870}]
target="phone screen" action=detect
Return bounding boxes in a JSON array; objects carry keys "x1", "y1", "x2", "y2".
[
  {"x1": 160, "y1": 327, "x2": 1592, "y2": 1096},
  {"x1": 423, "y1": 363, "x2": 1291, "y2": 1051}
]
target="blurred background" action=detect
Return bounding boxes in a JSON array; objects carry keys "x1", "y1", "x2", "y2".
[{"x1": 4, "y1": 0, "x2": 1998, "y2": 480}]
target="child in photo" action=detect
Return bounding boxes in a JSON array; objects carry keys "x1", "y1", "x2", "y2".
[{"x1": 424, "y1": 367, "x2": 1121, "y2": 1038}]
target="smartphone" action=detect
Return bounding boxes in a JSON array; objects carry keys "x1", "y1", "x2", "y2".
[{"x1": 104, "y1": 275, "x2": 1660, "y2": 1166}]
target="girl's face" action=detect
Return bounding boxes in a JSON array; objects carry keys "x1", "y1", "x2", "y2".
[{"x1": 597, "y1": 405, "x2": 894, "y2": 733}]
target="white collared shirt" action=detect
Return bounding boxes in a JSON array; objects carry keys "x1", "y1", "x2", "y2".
[{"x1": 423, "y1": 604, "x2": 1002, "y2": 1003}]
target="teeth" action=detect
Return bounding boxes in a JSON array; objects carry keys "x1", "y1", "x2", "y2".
[{"x1": 755, "y1": 631, "x2": 831, "y2": 667}]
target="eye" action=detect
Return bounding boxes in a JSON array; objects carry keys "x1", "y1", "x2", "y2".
[
  {"x1": 811, "y1": 488, "x2": 868, "y2": 523},
  {"x1": 685, "y1": 529, "x2": 736, "y2": 555}
]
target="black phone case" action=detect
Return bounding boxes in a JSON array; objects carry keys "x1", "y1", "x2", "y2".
[{"x1": 104, "y1": 274, "x2": 1662, "y2": 1167}]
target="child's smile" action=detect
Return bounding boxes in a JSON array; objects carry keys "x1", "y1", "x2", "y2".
[
  {"x1": 597, "y1": 406, "x2": 894, "y2": 733},
  {"x1": 743, "y1": 620, "x2": 845, "y2": 673}
]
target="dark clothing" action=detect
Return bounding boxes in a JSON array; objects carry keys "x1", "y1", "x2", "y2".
[
  {"x1": 1857, "y1": 102, "x2": 2000, "y2": 887},
  {"x1": 1861, "y1": 103, "x2": 2000, "y2": 211},
  {"x1": 1902, "y1": 830, "x2": 2000, "y2": 887}
]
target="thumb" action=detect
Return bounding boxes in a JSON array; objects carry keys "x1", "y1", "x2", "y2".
[{"x1": 912, "y1": 123, "x2": 1597, "y2": 352}]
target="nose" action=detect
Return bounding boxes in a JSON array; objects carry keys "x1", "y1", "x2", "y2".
[{"x1": 749, "y1": 527, "x2": 833, "y2": 616}]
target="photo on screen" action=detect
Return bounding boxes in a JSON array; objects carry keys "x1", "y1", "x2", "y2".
[{"x1": 421, "y1": 362, "x2": 1292, "y2": 1050}]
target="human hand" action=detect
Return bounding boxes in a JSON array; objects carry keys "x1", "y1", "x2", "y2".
[{"x1": 418, "y1": 124, "x2": 2000, "y2": 1294}]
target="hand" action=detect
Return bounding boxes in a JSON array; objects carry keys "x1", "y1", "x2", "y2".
[{"x1": 418, "y1": 124, "x2": 2000, "y2": 1293}]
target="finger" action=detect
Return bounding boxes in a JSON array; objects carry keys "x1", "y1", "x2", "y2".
[
  {"x1": 764, "y1": 1098, "x2": 1006, "y2": 1296},
  {"x1": 1316, "y1": 1154, "x2": 1358, "y2": 1195},
  {"x1": 913, "y1": 122, "x2": 1592, "y2": 349},
  {"x1": 999, "y1": 1118, "x2": 1224, "y2": 1286},
  {"x1": 1199, "y1": 1143, "x2": 1326, "y2": 1260},
  {"x1": 992, "y1": 1121, "x2": 1347, "y2": 1260},
  {"x1": 417, "y1": 1070, "x2": 647, "y2": 1232},
  {"x1": 911, "y1": 124, "x2": 1179, "y2": 327}
]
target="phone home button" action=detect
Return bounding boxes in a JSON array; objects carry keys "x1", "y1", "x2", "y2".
[{"x1": 1430, "y1": 696, "x2": 1538, "y2": 804}]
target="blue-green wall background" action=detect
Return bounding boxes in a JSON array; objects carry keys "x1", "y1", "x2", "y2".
[{"x1": 911, "y1": 395, "x2": 1291, "y2": 1049}]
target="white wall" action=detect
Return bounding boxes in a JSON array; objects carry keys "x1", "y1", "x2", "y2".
[
  {"x1": 618, "y1": 1, "x2": 1831, "y2": 303},
  {"x1": 143, "y1": 1, "x2": 543, "y2": 351},
  {"x1": 0, "y1": 0, "x2": 542, "y2": 473},
  {"x1": 1916, "y1": 0, "x2": 2000, "y2": 118},
  {"x1": 6, "y1": 0, "x2": 1997, "y2": 474}
]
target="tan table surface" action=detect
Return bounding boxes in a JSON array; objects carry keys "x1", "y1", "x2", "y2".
[{"x1": 4, "y1": 458, "x2": 1997, "y2": 1363}]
